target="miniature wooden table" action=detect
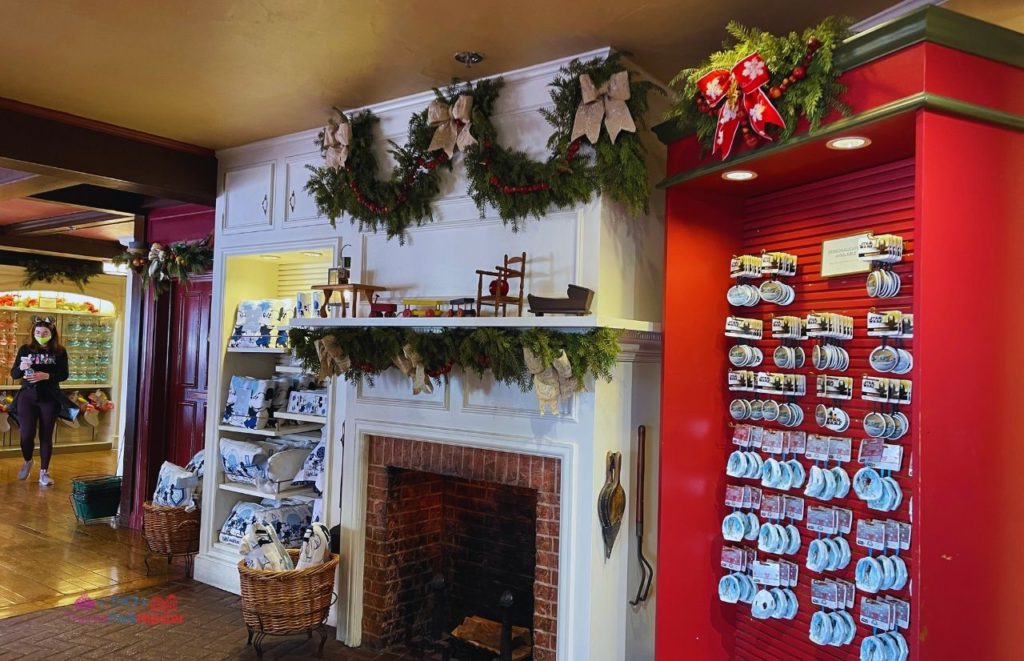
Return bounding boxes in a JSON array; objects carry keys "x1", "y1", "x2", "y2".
[{"x1": 312, "y1": 284, "x2": 387, "y2": 318}]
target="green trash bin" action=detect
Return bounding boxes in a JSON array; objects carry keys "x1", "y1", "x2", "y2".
[{"x1": 70, "y1": 474, "x2": 122, "y2": 524}]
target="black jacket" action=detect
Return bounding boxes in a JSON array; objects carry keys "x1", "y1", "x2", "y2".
[{"x1": 11, "y1": 345, "x2": 69, "y2": 400}]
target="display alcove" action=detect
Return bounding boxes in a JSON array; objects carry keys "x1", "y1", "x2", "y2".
[{"x1": 654, "y1": 7, "x2": 1023, "y2": 661}]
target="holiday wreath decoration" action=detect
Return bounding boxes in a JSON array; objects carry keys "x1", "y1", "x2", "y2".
[
  {"x1": 112, "y1": 235, "x2": 213, "y2": 294},
  {"x1": 667, "y1": 17, "x2": 850, "y2": 159},
  {"x1": 304, "y1": 52, "x2": 655, "y2": 239},
  {"x1": 288, "y1": 326, "x2": 622, "y2": 403},
  {"x1": 20, "y1": 256, "x2": 103, "y2": 291}
]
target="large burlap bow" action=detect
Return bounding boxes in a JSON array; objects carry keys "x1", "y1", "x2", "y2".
[
  {"x1": 427, "y1": 95, "x2": 476, "y2": 158},
  {"x1": 393, "y1": 344, "x2": 433, "y2": 395},
  {"x1": 315, "y1": 335, "x2": 351, "y2": 381},
  {"x1": 570, "y1": 71, "x2": 637, "y2": 144},
  {"x1": 523, "y1": 348, "x2": 580, "y2": 416},
  {"x1": 323, "y1": 117, "x2": 352, "y2": 169}
]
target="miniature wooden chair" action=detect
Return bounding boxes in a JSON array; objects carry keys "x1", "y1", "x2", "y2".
[{"x1": 476, "y1": 252, "x2": 526, "y2": 317}]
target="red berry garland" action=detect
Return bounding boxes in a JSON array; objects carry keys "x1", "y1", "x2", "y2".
[
  {"x1": 483, "y1": 138, "x2": 583, "y2": 195},
  {"x1": 344, "y1": 153, "x2": 449, "y2": 216}
]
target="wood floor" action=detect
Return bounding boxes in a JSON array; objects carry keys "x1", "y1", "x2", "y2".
[{"x1": 0, "y1": 449, "x2": 184, "y2": 620}]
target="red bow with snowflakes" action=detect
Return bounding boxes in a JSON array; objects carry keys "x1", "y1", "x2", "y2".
[{"x1": 697, "y1": 53, "x2": 786, "y2": 159}]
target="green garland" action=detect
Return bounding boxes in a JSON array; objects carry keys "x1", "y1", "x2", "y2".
[
  {"x1": 304, "y1": 53, "x2": 656, "y2": 240},
  {"x1": 288, "y1": 326, "x2": 622, "y2": 390},
  {"x1": 21, "y1": 256, "x2": 102, "y2": 291},
  {"x1": 667, "y1": 17, "x2": 850, "y2": 154},
  {"x1": 464, "y1": 52, "x2": 656, "y2": 228},
  {"x1": 112, "y1": 235, "x2": 213, "y2": 294},
  {"x1": 304, "y1": 97, "x2": 453, "y2": 243}
]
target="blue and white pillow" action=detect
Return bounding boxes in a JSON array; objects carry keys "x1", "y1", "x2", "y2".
[
  {"x1": 219, "y1": 500, "x2": 313, "y2": 548},
  {"x1": 220, "y1": 438, "x2": 269, "y2": 485},
  {"x1": 153, "y1": 461, "x2": 199, "y2": 511},
  {"x1": 292, "y1": 438, "x2": 326, "y2": 492},
  {"x1": 222, "y1": 376, "x2": 274, "y2": 430}
]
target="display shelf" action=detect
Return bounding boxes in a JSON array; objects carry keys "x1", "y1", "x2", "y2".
[
  {"x1": 218, "y1": 480, "x2": 317, "y2": 499},
  {"x1": 272, "y1": 411, "x2": 327, "y2": 424},
  {"x1": 226, "y1": 347, "x2": 288, "y2": 354},
  {"x1": 274, "y1": 365, "x2": 308, "y2": 375},
  {"x1": 292, "y1": 315, "x2": 661, "y2": 333},
  {"x1": 0, "y1": 306, "x2": 115, "y2": 318},
  {"x1": 217, "y1": 423, "x2": 323, "y2": 437}
]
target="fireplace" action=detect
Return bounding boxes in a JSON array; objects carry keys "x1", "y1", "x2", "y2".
[{"x1": 362, "y1": 436, "x2": 561, "y2": 660}]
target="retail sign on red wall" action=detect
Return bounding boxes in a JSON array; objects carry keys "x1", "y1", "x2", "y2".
[{"x1": 820, "y1": 233, "x2": 872, "y2": 278}]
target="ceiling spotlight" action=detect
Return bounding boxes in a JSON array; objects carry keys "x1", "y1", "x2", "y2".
[
  {"x1": 259, "y1": 254, "x2": 281, "y2": 260},
  {"x1": 827, "y1": 136, "x2": 872, "y2": 150},
  {"x1": 454, "y1": 51, "x2": 484, "y2": 68},
  {"x1": 722, "y1": 170, "x2": 758, "y2": 181},
  {"x1": 302, "y1": 251, "x2": 323, "y2": 257}
]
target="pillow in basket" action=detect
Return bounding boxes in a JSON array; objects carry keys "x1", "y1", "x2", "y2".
[
  {"x1": 219, "y1": 501, "x2": 266, "y2": 546},
  {"x1": 185, "y1": 449, "x2": 205, "y2": 497},
  {"x1": 153, "y1": 461, "x2": 200, "y2": 511},
  {"x1": 239, "y1": 522, "x2": 293, "y2": 571}
]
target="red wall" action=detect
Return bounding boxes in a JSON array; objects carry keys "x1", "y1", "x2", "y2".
[
  {"x1": 146, "y1": 203, "x2": 213, "y2": 244},
  {"x1": 914, "y1": 112, "x2": 1024, "y2": 659}
]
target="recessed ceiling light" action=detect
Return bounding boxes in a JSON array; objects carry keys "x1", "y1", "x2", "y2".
[
  {"x1": 722, "y1": 170, "x2": 758, "y2": 181},
  {"x1": 302, "y1": 251, "x2": 323, "y2": 257},
  {"x1": 259, "y1": 254, "x2": 281, "y2": 260},
  {"x1": 826, "y1": 136, "x2": 872, "y2": 150},
  {"x1": 454, "y1": 51, "x2": 484, "y2": 67}
]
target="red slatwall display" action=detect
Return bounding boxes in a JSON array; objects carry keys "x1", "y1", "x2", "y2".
[{"x1": 723, "y1": 158, "x2": 917, "y2": 660}]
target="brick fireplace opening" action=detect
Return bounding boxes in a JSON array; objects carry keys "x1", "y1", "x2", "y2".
[{"x1": 363, "y1": 437, "x2": 561, "y2": 660}]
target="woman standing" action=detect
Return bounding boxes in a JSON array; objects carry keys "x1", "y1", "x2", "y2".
[{"x1": 11, "y1": 319, "x2": 68, "y2": 486}]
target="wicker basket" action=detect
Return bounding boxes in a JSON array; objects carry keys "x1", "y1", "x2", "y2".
[
  {"x1": 143, "y1": 501, "x2": 201, "y2": 556},
  {"x1": 238, "y1": 549, "x2": 339, "y2": 635}
]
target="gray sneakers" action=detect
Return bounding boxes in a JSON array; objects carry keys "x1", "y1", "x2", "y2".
[
  {"x1": 17, "y1": 461, "x2": 31, "y2": 480},
  {"x1": 38, "y1": 469, "x2": 54, "y2": 487}
]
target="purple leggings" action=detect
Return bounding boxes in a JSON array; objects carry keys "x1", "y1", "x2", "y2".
[{"x1": 18, "y1": 388, "x2": 58, "y2": 470}]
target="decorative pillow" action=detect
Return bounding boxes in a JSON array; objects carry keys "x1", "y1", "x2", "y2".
[
  {"x1": 239, "y1": 522, "x2": 294, "y2": 571},
  {"x1": 296, "y1": 522, "x2": 331, "y2": 569},
  {"x1": 219, "y1": 500, "x2": 266, "y2": 545},
  {"x1": 220, "y1": 438, "x2": 269, "y2": 484},
  {"x1": 264, "y1": 448, "x2": 312, "y2": 484},
  {"x1": 292, "y1": 438, "x2": 326, "y2": 491},
  {"x1": 311, "y1": 497, "x2": 323, "y2": 524},
  {"x1": 222, "y1": 376, "x2": 274, "y2": 429},
  {"x1": 185, "y1": 448, "x2": 205, "y2": 477},
  {"x1": 153, "y1": 461, "x2": 199, "y2": 511},
  {"x1": 287, "y1": 390, "x2": 329, "y2": 417}
]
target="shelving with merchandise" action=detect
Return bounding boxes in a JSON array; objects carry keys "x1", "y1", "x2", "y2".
[{"x1": 196, "y1": 245, "x2": 343, "y2": 595}]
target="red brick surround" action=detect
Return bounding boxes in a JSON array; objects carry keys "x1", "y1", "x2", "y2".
[{"x1": 363, "y1": 436, "x2": 561, "y2": 660}]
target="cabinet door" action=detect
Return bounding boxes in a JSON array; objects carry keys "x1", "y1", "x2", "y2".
[
  {"x1": 222, "y1": 162, "x2": 274, "y2": 234},
  {"x1": 283, "y1": 153, "x2": 324, "y2": 227}
]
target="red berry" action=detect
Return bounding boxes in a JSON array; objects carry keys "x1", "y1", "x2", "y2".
[
  {"x1": 793, "y1": 66, "x2": 806, "y2": 80},
  {"x1": 788, "y1": 75, "x2": 797, "y2": 85},
  {"x1": 807, "y1": 37, "x2": 821, "y2": 51},
  {"x1": 769, "y1": 87, "x2": 782, "y2": 99},
  {"x1": 779, "y1": 81, "x2": 789, "y2": 92},
  {"x1": 803, "y1": 55, "x2": 814, "y2": 66}
]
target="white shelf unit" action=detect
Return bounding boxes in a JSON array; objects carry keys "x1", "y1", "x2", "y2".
[
  {"x1": 217, "y1": 480, "x2": 317, "y2": 499},
  {"x1": 272, "y1": 411, "x2": 327, "y2": 424},
  {"x1": 197, "y1": 245, "x2": 341, "y2": 597},
  {"x1": 292, "y1": 315, "x2": 662, "y2": 333},
  {"x1": 274, "y1": 365, "x2": 309, "y2": 375},
  {"x1": 217, "y1": 422, "x2": 323, "y2": 437}
]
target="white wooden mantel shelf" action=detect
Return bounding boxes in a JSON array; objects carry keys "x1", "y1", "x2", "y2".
[{"x1": 290, "y1": 315, "x2": 662, "y2": 333}]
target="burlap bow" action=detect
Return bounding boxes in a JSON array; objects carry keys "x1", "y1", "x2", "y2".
[
  {"x1": 523, "y1": 348, "x2": 580, "y2": 416},
  {"x1": 570, "y1": 71, "x2": 637, "y2": 144},
  {"x1": 393, "y1": 344, "x2": 433, "y2": 395},
  {"x1": 323, "y1": 117, "x2": 352, "y2": 169},
  {"x1": 427, "y1": 95, "x2": 477, "y2": 158},
  {"x1": 315, "y1": 335, "x2": 351, "y2": 381}
]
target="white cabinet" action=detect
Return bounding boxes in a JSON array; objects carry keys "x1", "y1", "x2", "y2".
[
  {"x1": 222, "y1": 162, "x2": 275, "y2": 234},
  {"x1": 283, "y1": 153, "x2": 324, "y2": 227}
]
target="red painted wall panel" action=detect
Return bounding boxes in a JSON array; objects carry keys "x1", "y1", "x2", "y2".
[
  {"x1": 914, "y1": 112, "x2": 1024, "y2": 660},
  {"x1": 146, "y1": 203, "x2": 213, "y2": 244}
]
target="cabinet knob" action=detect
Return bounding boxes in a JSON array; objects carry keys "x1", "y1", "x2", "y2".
[
  {"x1": 289, "y1": 190, "x2": 296, "y2": 213},
  {"x1": 261, "y1": 194, "x2": 269, "y2": 215}
]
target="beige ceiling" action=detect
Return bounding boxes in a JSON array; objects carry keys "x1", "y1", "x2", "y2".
[
  {"x1": 0, "y1": 0, "x2": 895, "y2": 150},
  {"x1": 0, "y1": 1, "x2": 1018, "y2": 151}
]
